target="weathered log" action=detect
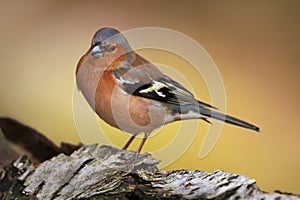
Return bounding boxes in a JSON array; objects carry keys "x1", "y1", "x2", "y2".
[{"x1": 1, "y1": 144, "x2": 299, "y2": 200}]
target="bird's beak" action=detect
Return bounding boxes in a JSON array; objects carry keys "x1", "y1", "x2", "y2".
[{"x1": 91, "y1": 45, "x2": 104, "y2": 57}]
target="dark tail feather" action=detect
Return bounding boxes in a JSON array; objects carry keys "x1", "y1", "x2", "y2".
[{"x1": 199, "y1": 108, "x2": 260, "y2": 132}]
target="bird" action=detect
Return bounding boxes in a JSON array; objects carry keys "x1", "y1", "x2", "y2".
[{"x1": 76, "y1": 27, "x2": 260, "y2": 153}]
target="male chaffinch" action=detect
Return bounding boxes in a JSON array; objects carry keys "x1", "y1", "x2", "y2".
[{"x1": 76, "y1": 27, "x2": 259, "y2": 153}]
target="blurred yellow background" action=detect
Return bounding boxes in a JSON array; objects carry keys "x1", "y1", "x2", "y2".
[{"x1": 0, "y1": 0, "x2": 299, "y2": 194}]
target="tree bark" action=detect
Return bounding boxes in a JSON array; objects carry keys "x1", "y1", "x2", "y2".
[{"x1": 1, "y1": 144, "x2": 299, "y2": 200}]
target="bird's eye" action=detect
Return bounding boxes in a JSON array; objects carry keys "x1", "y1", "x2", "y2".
[{"x1": 110, "y1": 46, "x2": 116, "y2": 52}]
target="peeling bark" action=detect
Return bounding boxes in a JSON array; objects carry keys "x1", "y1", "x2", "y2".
[{"x1": 1, "y1": 145, "x2": 299, "y2": 200}]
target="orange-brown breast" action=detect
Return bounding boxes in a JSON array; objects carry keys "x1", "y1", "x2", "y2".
[
  {"x1": 94, "y1": 70, "x2": 118, "y2": 127},
  {"x1": 76, "y1": 47, "x2": 167, "y2": 134}
]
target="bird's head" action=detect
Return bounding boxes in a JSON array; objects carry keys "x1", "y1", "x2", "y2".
[{"x1": 90, "y1": 28, "x2": 133, "y2": 64}]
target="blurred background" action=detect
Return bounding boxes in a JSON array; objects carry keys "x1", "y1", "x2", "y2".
[{"x1": 0, "y1": 0, "x2": 299, "y2": 194}]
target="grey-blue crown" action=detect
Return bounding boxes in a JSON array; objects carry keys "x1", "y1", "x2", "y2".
[{"x1": 92, "y1": 27, "x2": 130, "y2": 49}]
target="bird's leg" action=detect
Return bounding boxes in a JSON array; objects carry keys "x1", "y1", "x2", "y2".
[
  {"x1": 122, "y1": 133, "x2": 138, "y2": 150},
  {"x1": 122, "y1": 133, "x2": 148, "y2": 163},
  {"x1": 136, "y1": 134, "x2": 149, "y2": 154}
]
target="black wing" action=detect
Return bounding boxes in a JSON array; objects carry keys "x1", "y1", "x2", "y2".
[{"x1": 112, "y1": 64, "x2": 217, "y2": 109}]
